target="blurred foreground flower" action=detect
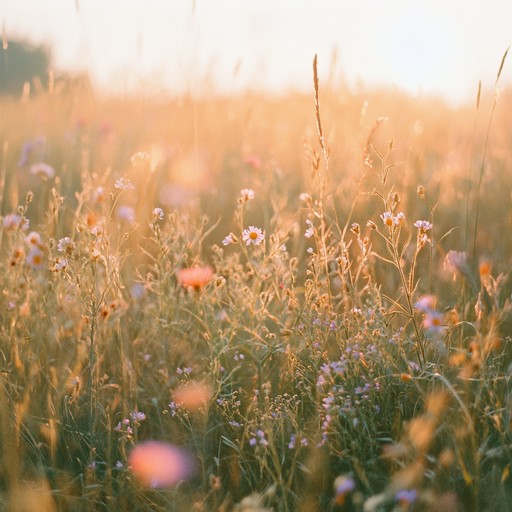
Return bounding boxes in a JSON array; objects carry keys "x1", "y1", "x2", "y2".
[
  {"x1": 173, "y1": 382, "x2": 212, "y2": 410},
  {"x1": 243, "y1": 154, "x2": 262, "y2": 170},
  {"x1": 30, "y1": 162, "x2": 55, "y2": 181},
  {"x1": 26, "y1": 247, "x2": 45, "y2": 269},
  {"x1": 334, "y1": 475, "x2": 356, "y2": 505},
  {"x1": 178, "y1": 266, "x2": 213, "y2": 291},
  {"x1": 92, "y1": 186, "x2": 107, "y2": 203},
  {"x1": 443, "y1": 250, "x2": 467, "y2": 274},
  {"x1": 117, "y1": 205, "x2": 135, "y2": 223},
  {"x1": 24, "y1": 231, "x2": 42, "y2": 247},
  {"x1": 129, "y1": 440, "x2": 196, "y2": 488},
  {"x1": 423, "y1": 310, "x2": 445, "y2": 333},
  {"x1": 2, "y1": 213, "x2": 29, "y2": 231},
  {"x1": 414, "y1": 295, "x2": 436, "y2": 313}
]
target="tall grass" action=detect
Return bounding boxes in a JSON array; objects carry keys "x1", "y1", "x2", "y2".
[{"x1": 0, "y1": 67, "x2": 510, "y2": 511}]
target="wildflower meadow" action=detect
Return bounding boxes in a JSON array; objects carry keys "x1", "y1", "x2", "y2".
[{"x1": 0, "y1": 56, "x2": 511, "y2": 511}]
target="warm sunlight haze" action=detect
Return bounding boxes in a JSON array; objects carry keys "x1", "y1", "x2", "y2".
[
  {"x1": 3, "y1": 0, "x2": 512, "y2": 102},
  {"x1": 0, "y1": 1, "x2": 511, "y2": 511}
]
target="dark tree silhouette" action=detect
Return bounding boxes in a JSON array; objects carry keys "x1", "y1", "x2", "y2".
[{"x1": 0, "y1": 39, "x2": 51, "y2": 95}]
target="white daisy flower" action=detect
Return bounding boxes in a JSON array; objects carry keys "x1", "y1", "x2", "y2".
[
  {"x1": 380, "y1": 211, "x2": 396, "y2": 227},
  {"x1": 240, "y1": 188, "x2": 255, "y2": 201},
  {"x1": 26, "y1": 247, "x2": 44, "y2": 269},
  {"x1": 25, "y1": 231, "x2": 42, "y2": 247},
  {"x1": 54, "y1": 258, "x2": 68, "y2": 271},
  {"x1": 2, "y1": 213, "x2": 28, "y2": 231},
  {"x1": 395, "y1": 212, "x2": 406, "y2": 225},
  {"x1": 242, "y1": 226, "x2": 265, "y2": 246},
  {"x1": 414, "y1": 220, "x2": 433, "y2": 232},
  {"x1": 57, "y1": 237, "x2": 75, "y2": 255}
]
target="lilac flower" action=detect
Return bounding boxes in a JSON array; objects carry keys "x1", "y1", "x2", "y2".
[
  {"x1": 2, "y1": 213, "x2": 29, "y2": 231},
  {"x1": 57, "y1": 237, "x2": 75, "y2": 255},
  {"x1": 305, "y1": 219, "x2": 314, "y2": 238},
  {"x1": 255, "y1": 430, "x2": 268, "y2": 446},
  {"x1": 114, "y1": 177, "x2": 135, "y2": 190},
  {"x1": 130, "y1": 283, "x2": 146, "y2": 300},
  {"x1": 222, "y1": 234, "x2": 234, "y2": 246},
  {"x1": 54, "y1": 258, "x2": 68, "y2": 271},
  {"x1": 335, "y1": 476, "x2": 355, "y2": 496},
  {"x1": 30, "y1": 162, "x2": 55, "y2": 181},
  {"x1": 396, "y1": 489, "x2": 417, "y2": 505},
  {"x1": 131, "y1": 411, "x2": 146, "y2": 422},
  {"x1": 250, "y1": 429, "x2": 269, "y2": 447},
  {"x1": 117, "y1": 205, "x2": 135, "y2": 222}
]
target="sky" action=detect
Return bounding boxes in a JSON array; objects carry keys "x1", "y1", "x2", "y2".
[{"x1": 2, "y1": 0, "x2": 512, "y2": 104}]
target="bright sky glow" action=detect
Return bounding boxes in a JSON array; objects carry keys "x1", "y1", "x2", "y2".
[{"x1": 2, "y1": 0, "x2": 512, "y2": 103}]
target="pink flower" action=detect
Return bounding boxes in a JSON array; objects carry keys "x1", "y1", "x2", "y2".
[
  {"x1": 128, "y1": 441, "x2": 196, "y2": 488},
  {"x1": 177, "y1": 266, "x2": 213, "y2": 290},
  {"x1": 243, "y1": 154, "x2": 262, "y2": 169}
]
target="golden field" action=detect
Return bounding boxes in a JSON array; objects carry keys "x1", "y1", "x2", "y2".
[{"x1": 0, "y1": 67, "x2": 511, "y2": 511}]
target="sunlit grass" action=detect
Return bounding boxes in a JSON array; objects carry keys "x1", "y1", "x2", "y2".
[{"x1": 0, "y1": 69, "x2": 511, "y2": 511}]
